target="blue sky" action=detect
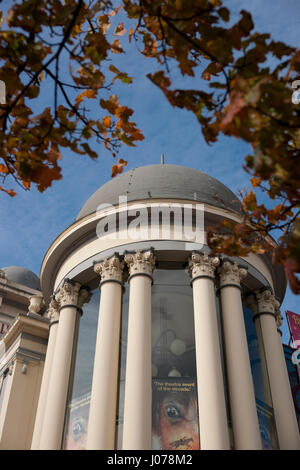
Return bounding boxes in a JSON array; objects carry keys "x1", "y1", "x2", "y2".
[{"x1": 0, "y1": 0, "x2": 299, "y2": 343}]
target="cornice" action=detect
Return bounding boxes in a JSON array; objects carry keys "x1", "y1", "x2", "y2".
[
  {"x1": 1, "y1": 313, "x2": 49, "y2": 352},
  {"x1": 40, "y1": 198, "x2": 285, "y2": 304}
]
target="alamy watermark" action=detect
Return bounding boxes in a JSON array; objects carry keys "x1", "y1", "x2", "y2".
[{"x1": 95, "y1": 196, "x2": 205, "y2": 245}]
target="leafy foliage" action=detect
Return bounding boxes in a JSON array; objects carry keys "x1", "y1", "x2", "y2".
[
  {"x1": 0, "y1": 0, "x2": 143, "y2": 194},
  {"x1": 0, "y1": 0, "x2": 300, "y2": 292},
  {"x1": 123, "y1": 0, "x2": 300, "y2": 293}
]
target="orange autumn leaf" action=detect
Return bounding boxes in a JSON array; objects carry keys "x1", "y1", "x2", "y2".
[
  {"x1": 6, "y1": 189, "x2": 16, "y2": 197},
  {"x1": 22, "y1": 180, "x2": 31, "y2": 190},
  {"x1": 31, "y1": 165, "x2": 62, "y2": 191},
  {"x1": 112, "y1": 158, "x2": 128, "y2": 177},
  {"x1": 250, "y1": 176, "x2": 262, "y2": 187},
  {"x1": 102, "y1": 115, "x2": 111, "y2": 127},
  {"x1": 128, "y1": 27, "x2": 134, "y2": 43},
  {"x1": 0, "y1": 164, "x2": 9, "y2": 175},
  {"x1": 0, "y1": 186, "x2": 16, "y2": 196},
  {"x1": 75, "y1": 89, "x2": 97, "y2": 106}
]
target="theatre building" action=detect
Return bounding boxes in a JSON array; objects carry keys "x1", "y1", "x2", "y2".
[{"x1": 0, "y1": 164, "x2": 299, "y2": 450}]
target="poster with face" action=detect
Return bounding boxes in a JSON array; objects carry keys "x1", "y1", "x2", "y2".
[
  {"x1": 152, "y1": 378, "x2": 200, "y2": 450},
  {"x1": 63, "y1": 392, "x2": 91, "y2": 450}
]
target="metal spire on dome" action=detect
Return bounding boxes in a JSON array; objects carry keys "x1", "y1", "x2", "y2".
[{"x1": 161, "y1": 153, "x2": 165, "y2": 164}]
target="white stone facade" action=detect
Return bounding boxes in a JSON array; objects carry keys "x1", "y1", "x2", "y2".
[{"x1": 0, "y1": 164, "x2": 299, "y2": 450}]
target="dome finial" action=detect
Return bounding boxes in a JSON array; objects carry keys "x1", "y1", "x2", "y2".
[{"x1": 161, "y1": 153, "x2": 165, "y2": 164}]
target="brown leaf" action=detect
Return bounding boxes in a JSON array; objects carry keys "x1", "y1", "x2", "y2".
[{"x1": 112, "y1": 158, "x2": 128, "y2": 177}]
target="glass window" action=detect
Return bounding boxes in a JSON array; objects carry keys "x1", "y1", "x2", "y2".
[
  {"x1": 116, "y1": 267, "x2": 200, "y2": 450},
  {"x1": 115, "y1": 281, "x2": 129, "y2": 449},
  {"x1": 62, "y1": 287, "x2": 100, "y2": 450},
  {"x1": 216, "y1": 294, "x2": 233, "y2": 446},
  {"x1": 151, "y1": 268, "x2": 199, "y2": 450},
  {"x1": 242, "y1": 302, "x2": 279, "y2": 450}
]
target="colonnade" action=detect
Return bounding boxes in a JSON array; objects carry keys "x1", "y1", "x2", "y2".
[
  {"x1": 32, "y1": 250, "x2": 300, "y2": 450},
  {"x1": 31, "y1": 281, "x2": 91, "y2": 450}
]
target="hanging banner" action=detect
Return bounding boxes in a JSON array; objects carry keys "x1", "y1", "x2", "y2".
[
  {"x1": 283, "y1": 344, "x2": 300, "y2": 432},
  {"x1": 286, "y1": 310, "x2": 300, "y2": 348},
  {"x1": 152, "y1": 378, "x2": 200, "y2": 450}
]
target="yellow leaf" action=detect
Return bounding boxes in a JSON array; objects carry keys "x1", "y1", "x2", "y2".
[
  {"x1": 22, "y1": 180, "x2": 31, "y2": 190},
  {"x1": 250, "y1": 176, "x2": 261, "y2": 187},
  {"x1": 129, "y1": 28, "x2": 134, "y2": 43},
  {"x1": 75, "y1": 89, "x2": 97, "y2": 105},
  {"x1": 74, "y1": 23, "x2": 82, "y2": 34},
  {"x1": 102, "y1": 115, "x2": 111, "y2": 127}
]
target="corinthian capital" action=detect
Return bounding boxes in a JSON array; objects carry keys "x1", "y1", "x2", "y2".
[
  {"x1": 188, "y1": 252, "x2": 219, "y2": 280},
  {"x1": 55, "y1": 279, "x2": 81, "y2": 307},
  {"x1": 94, "y1": 255, "x2": 124, "y2": 284},
  {"x1": 124, "y1": 249, "x2": 155, "y2": 278},
  {"x1": 218, "y1": 260, "x2": 247, "y2": 288},
  {"x1": 255, "y1": 289, "x2": 278, "y2": 315},
  {"x1": 46, "y1": 297, "x2": 60, "y2": 323}
]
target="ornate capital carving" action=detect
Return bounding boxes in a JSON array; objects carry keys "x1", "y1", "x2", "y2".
[
  {"x1": 218, "y1": 260, "x2": 247, "y2": 288},
  {"x1": 55, "y1": 279, "x2": 91, "y2": 312},
  {"x1": 94, "y1": 255, "x2": 124, "y2": 284},
  {"x1": 47, "y1": 297, "x2": 60, "y2": 323},
  {"x1": 124, "y1": 249, "x2": 155, "y2": 279},
  {"x1": 188, "y1": 252, "x2": 219, "y2": 280},
  {"x1": 255, "y1": 289, "x2": 279, "y2": 316},
  {"x1": 28, "y1": 295, "x2": 44, "y2": 315},
  {"x1": 55, "y1": 279, "x2": 81, "y2": 307}
]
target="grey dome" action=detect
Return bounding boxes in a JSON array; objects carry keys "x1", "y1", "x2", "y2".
[
  {"x1": 76, "y1": 164, "x2": 242, "y2": 220},
  {"x1": 2, "y1": 266, "x2": 40, "y2": 290}
]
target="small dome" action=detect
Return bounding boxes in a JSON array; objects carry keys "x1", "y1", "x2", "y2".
[
  {"x1": 76, "y1": 164, "x2": 242, "y2": 220},
  {"x1": 1, "y1": 266, "x2": 40, "y2": 290}
]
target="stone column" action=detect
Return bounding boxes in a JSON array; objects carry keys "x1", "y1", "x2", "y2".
[
  {"x1": 31, "y1": 298, "x2": 59, "y2": 450},
  {"x1": 189, "y1": 252, "x2": 230, "y2": 450},
  {"x1": 122, "y1": 250, "x2": 155, "y2": 450},
  {"x1": 86, "y1": 255, "x2": 124, "y2": 450},
  {"x1": 39, "y1": 280, "x2": 91, "y2": 450},
  {"x1": 218, "y1": 260, "x2": 261, "y2": 449},
  {"x1": 255, "y1": 289, "x2": 300, "y2": 450}
]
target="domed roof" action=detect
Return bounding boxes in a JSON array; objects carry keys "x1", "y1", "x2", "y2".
[
  {"x1": 1, "y1": 266, "x2": 40, "y2": 290},
  {"x1": 76, "y1": 164, "x2": 242, "y2": 220}
]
